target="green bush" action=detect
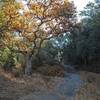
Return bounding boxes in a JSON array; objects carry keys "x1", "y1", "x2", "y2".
[{"x1": 0, "y1": 47, "x2": 16, "y2": 70}]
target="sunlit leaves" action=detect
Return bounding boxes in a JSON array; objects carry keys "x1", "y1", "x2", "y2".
[
  {"x1": 0, "y1": 0, "x2": 76, "y2": 54},
  {"x1": 31, "y1": 2, "x2": 45, "y2": 17},
  {"x1": 0, "y1": 10, "x2": 6, "y2": 26}
]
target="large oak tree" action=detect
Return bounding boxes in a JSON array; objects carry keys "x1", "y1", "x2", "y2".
[{"x1": 0, "y1": 0, "x2": 76, "y2": 74}]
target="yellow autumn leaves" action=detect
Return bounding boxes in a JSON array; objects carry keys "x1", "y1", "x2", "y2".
[
  {"x1": 0, "y1": 0, "x2": 71, "y2": 52},
  {"x1": 0, "y1": 10, "x2": 6, "y2": 26}
]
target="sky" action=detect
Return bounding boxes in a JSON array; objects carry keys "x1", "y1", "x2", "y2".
[{"x1": 71, "y1": 0, "x2": 94, "y2": 11}]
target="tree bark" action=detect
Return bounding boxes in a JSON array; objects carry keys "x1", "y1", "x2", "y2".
[{"x1": 25, "y1": 53, "x2": 32, "y2": 75}]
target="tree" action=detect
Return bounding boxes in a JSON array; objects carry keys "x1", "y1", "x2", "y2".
[
  {"x1": 63, "y1": 2, "x2": 100, "y2": 66},
  {"x1": 78, "y1": 2, "x2": 100, "y2": 65},
  {"x1": 0, "y1": 0, "x2": 76, "y2": 74}
]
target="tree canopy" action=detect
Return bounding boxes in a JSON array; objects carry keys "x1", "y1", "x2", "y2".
[{"x1": 0, "y1": 0, "x2": 76, "y2": 74}]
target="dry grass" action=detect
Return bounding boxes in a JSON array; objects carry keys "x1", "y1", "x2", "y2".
[
  {"x1": 0, "y1": 68, "x2": 100, "y2": 100},
  {"x1": 75, "y1": 71, "x2": 100, "y2": 100}
]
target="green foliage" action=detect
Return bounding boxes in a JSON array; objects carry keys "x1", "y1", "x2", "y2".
[
  {"x1": 3, "y1": 53, "x2": 15, "y2": 71},
  {"x1": 0, "y1": 10, "x2": 5, "y2": 27},
  {"x1": 63, "y1": 2, "x2": 100, "y2": 66},
  {"x1": 0, "y1": 47, "x2": 18, "y2": 70},
  {"x1": 80, "y1": 2, "x2": 95, "y2": 17},
  {"x1": 0, "y1": 47, "x2": 11, "y2": 63}
]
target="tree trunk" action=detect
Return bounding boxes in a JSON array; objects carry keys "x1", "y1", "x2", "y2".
[{"x1": 25, "y1": 53, "x2": 32, "y2": 75}]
